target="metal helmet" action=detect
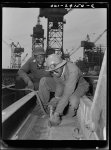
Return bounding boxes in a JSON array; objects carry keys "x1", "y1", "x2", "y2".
[
  {"x1": 45, "y1": 54, "x2": 66, "y2": 71},
  {"x1": 33, "y1": 47, "x2": 45, "y2": 55}
]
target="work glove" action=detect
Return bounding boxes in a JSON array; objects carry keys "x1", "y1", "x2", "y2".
[
  {"x1": 27, "y1": 80, "x2": 34, "y2": 90},
  {"x1": 48, "y1": 112, "x2": 61, "y2": 127}
]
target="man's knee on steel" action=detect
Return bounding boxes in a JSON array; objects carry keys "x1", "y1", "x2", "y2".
[{"x1": 38, "y1": 54, "x2": 89, "y2": 126}]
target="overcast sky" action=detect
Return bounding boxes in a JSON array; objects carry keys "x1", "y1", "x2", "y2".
[{"x1": 2, "y1": 8, "x2": 107, "y2": 68}]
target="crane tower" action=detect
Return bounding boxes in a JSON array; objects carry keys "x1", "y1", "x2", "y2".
[
  {"x1": 10, "y1": 42, "x2": 24, "y2": 69},
  {"x1": 31, "y1": 16, "x2": 45, "y2": 56},
  {"x1": 39, "y1": 8, "x2": 68, "y2": 58}
]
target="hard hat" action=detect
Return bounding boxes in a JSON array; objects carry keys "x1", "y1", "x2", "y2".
[
  {"x1": 45, "y1": 54, "x2": 66, "y2": 71},
  {"x1": 33, "y1": 47, "x2": 45, "y2": 55}
]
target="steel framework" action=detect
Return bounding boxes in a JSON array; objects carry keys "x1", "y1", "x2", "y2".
[
  {"x1": 10, "y1": 42, "x2": 24, "y2": 69},
  {"x1": 39, "y1": 8, "x2": 68, "y2": 57},
  {"x1": 31, "y1": 17, "x2": 45, "y2": 56},
  {"x1": 47, "y1": 16, "x2": 64, "y2": 54}
]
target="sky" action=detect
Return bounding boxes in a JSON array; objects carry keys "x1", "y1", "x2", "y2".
[{"x1": 2, "y1": 8, "x2": 107, "y2": 68}]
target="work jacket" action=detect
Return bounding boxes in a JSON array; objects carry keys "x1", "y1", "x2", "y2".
[
  {"x1": 54, "y1": 61, "x2": 88, "y2": 114},
  {"x1": 17, "y1": 57, "x2": 51, "y2": 89}
]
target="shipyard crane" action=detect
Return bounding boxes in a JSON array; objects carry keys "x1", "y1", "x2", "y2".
[
  {"x1": 69, "y1": 29, "x2": 107, "y2": 56},
  {"x1": 10, "y1": 42, "x2": 24, "y2": 69},
  {"x1": 31, "y1": 16, "x2": 45, "y2": 56},
  {"x1": 93, "y1": 29, "x2": 107, "y2": 43},
  {"x1": 66, "y1": 8, "x2": 74, "y2": 13},
  {"x1": 39, "y1": 8, "x2": 72, "y2": 58},
  {"x1": 3, "y1": 40, "x2": 24, "y2": 69},
  {"x1": 21, "y1": 53, "x2": 28, "y2": 64}
]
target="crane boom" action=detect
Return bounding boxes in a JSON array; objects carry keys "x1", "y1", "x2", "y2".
[
  {"x1": 67, "y1": 8, "x2": 74, "y2": 13},
  {"x1": 21, "y1": 53, "x2": 28, "y2": 63},
  {"x1": 69, "y1": 29, "x2": 107, "y2": 56},
  {"x1": 69, "y1": 45, "x2": 81, "y2": 56},
  {"x1": 93, "y1": 29, "x2": 107, "y2": 43},
  {"x1": 3, "y1": 40, "x2": 11, "y2": 47}
]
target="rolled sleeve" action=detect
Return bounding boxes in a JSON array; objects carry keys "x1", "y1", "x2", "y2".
[{"x1": 17, "y1": 57, "x2": 32, "y2": 84}]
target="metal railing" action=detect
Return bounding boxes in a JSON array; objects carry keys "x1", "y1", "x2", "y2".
[{"x1": 2, "y1": 91, "x2": 35, "y2": 123}]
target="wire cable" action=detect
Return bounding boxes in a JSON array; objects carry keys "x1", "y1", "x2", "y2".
[{"x1": 2, "y1": 86, "x2": 48, "y2": 116}]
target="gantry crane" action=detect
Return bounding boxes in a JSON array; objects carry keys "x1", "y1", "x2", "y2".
[
  {"x1": 10, "y1": 42, "x2": 24, "y2": 68},
  {"x1": 69, "y1": 29, "x2": 106, "y2": 68},
  {"x1": 39, "y1": 8, "x2": 70, "y2": 58},
  {"x1": 31, "y1": 16, "x2": 45, "y2": 56},
  {"x1": 70, "y1": 29, "x2": 107, "y2": 56},
  {"x1": 3, "y1": 40, "x2": 24, "y2": 69}
]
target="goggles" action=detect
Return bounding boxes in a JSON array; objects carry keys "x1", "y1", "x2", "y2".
[{"x1": 45, "y1": 63, "x2": 60, "y2": 72}]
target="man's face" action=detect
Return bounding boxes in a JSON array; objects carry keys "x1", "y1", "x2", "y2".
[
  {"x1": 34, "y1": 54, "x2": 45, "y2": 65},
  {"x1": 51, "y1": 66, "x2": 64, "y2": 78}
]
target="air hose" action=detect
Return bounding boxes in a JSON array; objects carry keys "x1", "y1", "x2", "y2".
[{"x1": 2, "y1": 85, "x2": 48, "y2": 116}]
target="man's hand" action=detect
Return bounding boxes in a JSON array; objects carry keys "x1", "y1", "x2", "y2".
[
  {"x1": 27, "y1": 80, "x2": 34, "y2": 90},
  {"x1": 48, "y1": 112, "x2": 61, "y2": 127},
  {"x1": 48, "y1": 97, "x2": 60, "y2": 109}
]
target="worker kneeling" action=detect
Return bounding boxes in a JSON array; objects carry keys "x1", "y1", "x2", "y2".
[
  {"x1": 38, "y1": 54, "x2": 89, "y2": 126},
  {"x1": 15, "y1": 47, "x2": 50, "y2": 99}
]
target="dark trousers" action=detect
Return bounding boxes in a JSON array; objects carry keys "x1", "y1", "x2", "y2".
[{"x1": 15, "y1": 76, "x2": 27, "y2": 100}]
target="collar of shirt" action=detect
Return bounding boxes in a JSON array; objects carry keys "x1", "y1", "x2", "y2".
[
  {"x1": 60, "y1": 65, "x2": 66, "y2": 80},
  {"x1": 32, "y1": 59, "x2": 44, "y2": 69},
  {"x1": 37, "y1": 64, "x2": 44, "y2": 69}
]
